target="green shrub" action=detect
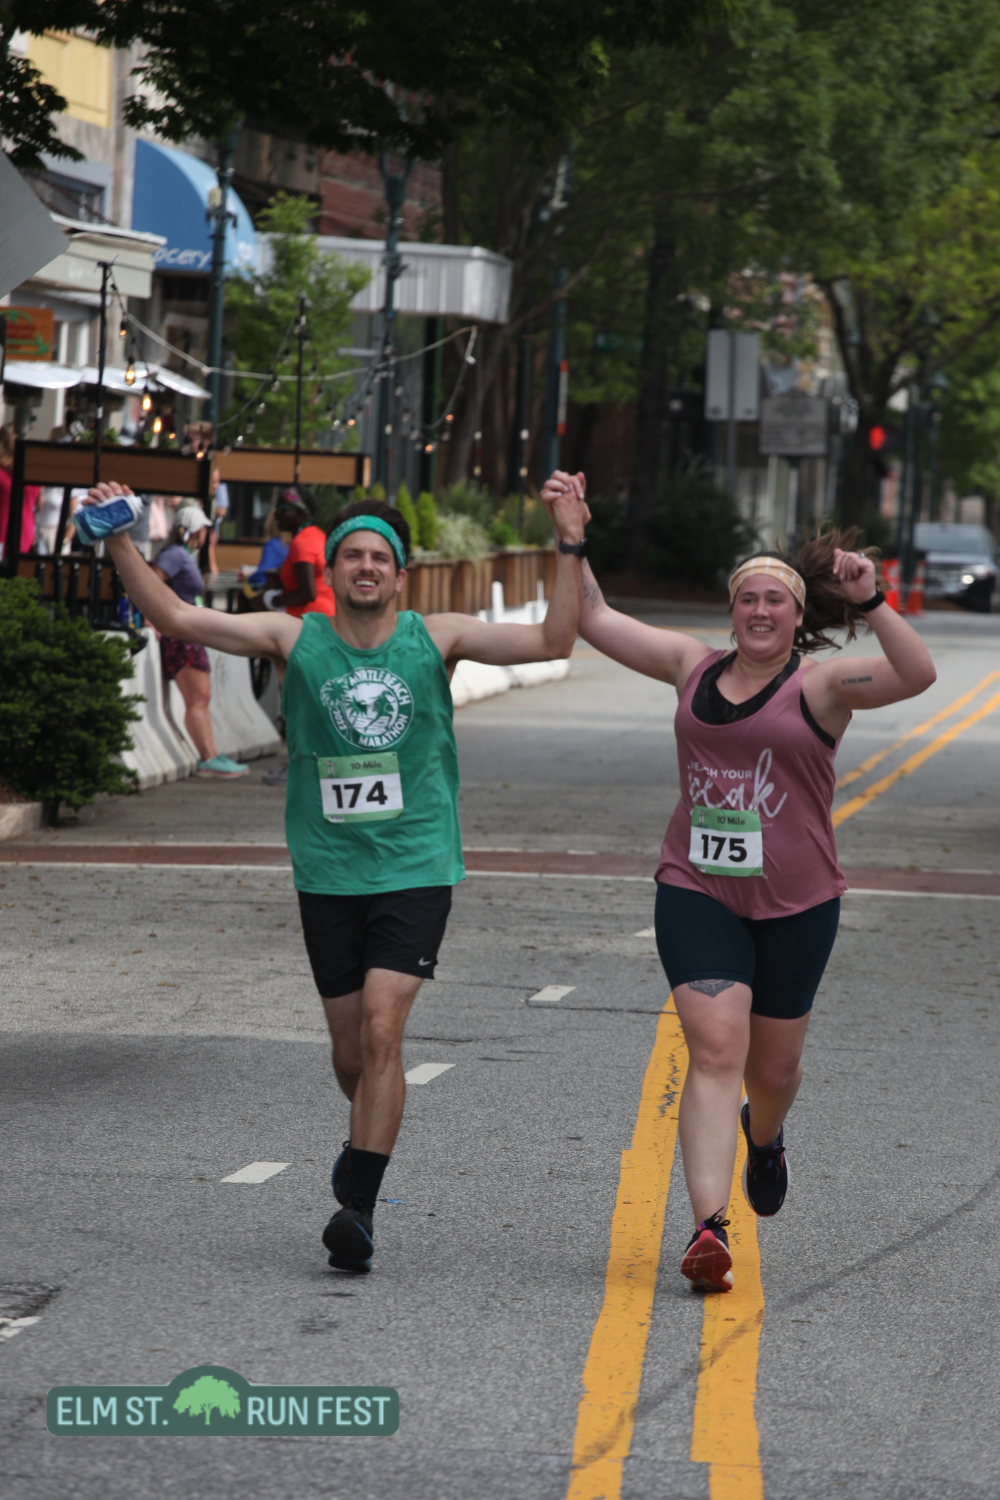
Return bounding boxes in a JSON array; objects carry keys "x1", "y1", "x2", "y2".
[
  {"x1": 438, "y1": 480, "x2": 491, "y2": 526},
  {"x1": 0, "y1": 579, "x2": 142, "y2": 817},
  {"x1": 394, "y1": 481, "x2": 419, "y2": 545},
  {"x1": 436, "y1": 512, "x2": 491, "y2": 562},
  {"x1": 648, "y1": 467, "x2": 756, "y2": 587},
  {"x1": 415, "y1": 490, "x2": 439, "y2": 550},
  {"x1": 488, "y1": 517, "x2": 519, "y2": 548},
  {"x1": 584, "y1": 494, "x2": 630, "y2": 574}
]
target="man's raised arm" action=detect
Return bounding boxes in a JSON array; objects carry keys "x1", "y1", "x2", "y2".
[
  {"x1": 423, "y1": 479, "x2": 589, "y2": 667},
  {"x1": 84, "y1": 482, "x2": 300, "y2": 662}
]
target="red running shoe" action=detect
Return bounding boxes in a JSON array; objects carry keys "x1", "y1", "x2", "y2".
[{"x1": 680, "y1": 1210, "x2": 733, "y2": 1292}]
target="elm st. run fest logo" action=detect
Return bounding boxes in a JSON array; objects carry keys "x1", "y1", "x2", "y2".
[
  {"x1": 321, "y1": 667, "x2": 414, "y2": 751},
  {"x1": 47, "y1": 1366, "x2": 399, "y2": 1437}
]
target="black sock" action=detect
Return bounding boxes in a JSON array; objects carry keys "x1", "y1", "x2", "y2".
[{"x1": 346, "y1": 1149, "x2": 389, "y2": 1216}]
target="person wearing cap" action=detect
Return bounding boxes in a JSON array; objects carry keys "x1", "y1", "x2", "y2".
[
  {"x1": 77, "y1": 480, "x2": 591, "y2": 1276},
  {"x1": 544, "y1": 467, "x2": 936, "y2": 1295},
  {"x1": 153, "y1": 503, "x2": 249, "y2": 779}
]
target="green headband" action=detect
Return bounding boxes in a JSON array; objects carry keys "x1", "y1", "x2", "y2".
[{"x1": 325, "y1": 515, "x2": 407, "y2": 569}]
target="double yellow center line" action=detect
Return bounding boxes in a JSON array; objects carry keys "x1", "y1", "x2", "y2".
[{"x1": 833, "y1": 670, "x2": 1000, "y2": 829}]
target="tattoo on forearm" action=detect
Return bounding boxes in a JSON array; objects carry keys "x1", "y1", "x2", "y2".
[
  {"x1": 687, "y1": 979, "x2": 736, "y2": 997},
  {"x1": 581, "y1": 562, "x2": 603, "y2": 607},
  {"x1": 840, "y1": 675, "x2": 873, "y2": 685}
]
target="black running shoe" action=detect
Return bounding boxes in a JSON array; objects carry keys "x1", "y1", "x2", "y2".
[
  {"x1": 740, "y1": 1100, "x2": 790, "y2": 1217},
  {"x1": 331, "y1": 1140, "x2": 352, "y2": 1206},
  {"x1": 322, "y1": 1207, "x2": 373, "y2": 1273},
  {"x1": 680, "y1": 1210, "x2": 733, "y2": 1292}
]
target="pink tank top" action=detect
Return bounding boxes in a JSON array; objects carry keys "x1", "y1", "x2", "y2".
[{"x1": 656, "y1": 650, "x2": 846, "y2": 919}]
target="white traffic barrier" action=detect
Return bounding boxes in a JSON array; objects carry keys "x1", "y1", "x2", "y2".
[
  {"x1": 450, "y1": 586, "x2": 570, "y2": 707},
  {"x1": 120, "y1": 629, "x2": 280, "y2": 789}
]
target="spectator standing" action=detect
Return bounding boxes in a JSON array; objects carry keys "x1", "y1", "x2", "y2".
[
  {"x1": 246, "y1": 506, "x2": 290, "y2": 588},
  {"x1": 207, "y1": 466, "x2": 230, "y2": 578},
  {"x1": 248, "y1": 486, "x2": 335, "y2": 618},
  {"x1": 154, "y1": 503, "x2": 248, "y2": 778},
  {"x1": 0, "y1": 425, "x2": 40, "y2": 559}
]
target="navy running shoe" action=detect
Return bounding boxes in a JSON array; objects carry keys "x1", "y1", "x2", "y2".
[
  {"x1": 680, "y1": 1210, "x2": 733, "y2": 1292},
  {"x1": 740, "y1": 1100, "x2": 790, "y2": 1217},
  {"x1": 331, "y1": 1140, "x2": 352, "y2": 1206},
  {"x1": 322, "y1": 1207, "x2": 373, "y2": 1273}
]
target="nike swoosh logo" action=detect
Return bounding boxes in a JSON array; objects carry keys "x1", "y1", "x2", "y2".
[{"x1": 418, "y1": 958, "x2": 432, "y2": 967}]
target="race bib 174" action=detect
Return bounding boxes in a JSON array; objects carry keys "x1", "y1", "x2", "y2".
[
  {"x1": 318, "y1": 753, "x2": 403, "y2": 823},
  {"x1": 688, "y1": 806, "x2": 763, "y2": 877}
]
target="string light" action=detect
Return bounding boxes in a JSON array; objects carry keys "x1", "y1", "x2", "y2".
[
  {"x1": 141, "y1": 394, "x2": 152, "y2": 412},
  {"x1": 125, "y1": 362, "x2": 136, "y2": 386},
  {"x1": 257, "y1": 401, "x2": 266, "y2": 413},
  {"x1": 152, "y1": 416, "x2": 162, "y2": 434},
  {"x1": 119, "y1": 318, "x2": 127, "y2": 339}
]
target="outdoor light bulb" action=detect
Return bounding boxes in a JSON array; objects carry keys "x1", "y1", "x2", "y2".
[
  {"x1": 168, "y1": 431, "x2": 175, "y2": 442},
  {"x1": 257, "y1": 402, "x2": 265, "y2": 413},
  {"x1": 445, "y1": 413, "x2": 454, "y2": 422},
  {"x1": 394, "y1": 386, "x2": 403, "y2": 397},
  {"x1": 425, "y1": 443, "x2": 434, "y2": 453},
  {"x1": 152, "y1": 417, "x2": 162, "y2": 434},
  {"x1": 141, "y1": 394, "x2": 152, "y2": 412},
  {"x1": 119, "y1": 319, "x2": 127, "y2": 338},
  {"x1": 236, "y1": 434, "x2": 244, "y2": 445},
  {"x1": 347, "y1": 417, "x2": 356, "y2": 427},
  {"x1": 125, "y1": 364, "x2": 136, "y2": 386},
  {"x1": 271, "y1": 379, "x2": 280, "y2": 392},
  {"x1": 196, "y1": 450, "x2": 204, "y2": 460}
]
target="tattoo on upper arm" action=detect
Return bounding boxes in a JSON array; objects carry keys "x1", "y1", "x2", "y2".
[
  {"x1": 581, "y1": 563, "x2": 603, "y2": 606},
  {"x1": 840, "y1": 675, "x2": 873, "y2": 685},
  {"x1": 687, "y1": 978, "x2": 737, "y2": 997}
]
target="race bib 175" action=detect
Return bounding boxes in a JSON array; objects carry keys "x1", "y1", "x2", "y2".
[
  {"x1": 318, "y1": 753, "x2": 403, "y2": 823},
  {"x1": 688, "y1": 806, "x2": 763, "y2": 877}
]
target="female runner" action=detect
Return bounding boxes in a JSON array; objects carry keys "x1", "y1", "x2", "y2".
[{"x1": 542, "y1": 470, "x2": 936, "y2": 1292}]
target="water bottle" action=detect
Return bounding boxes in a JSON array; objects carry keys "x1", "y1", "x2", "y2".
[{"x1": 74, "y1": 493, "x2": 144, "y2": 546}]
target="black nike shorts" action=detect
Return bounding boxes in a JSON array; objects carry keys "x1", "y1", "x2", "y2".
[{"x1": 297, "y1": 886, "x2": 453, "y2": 999}]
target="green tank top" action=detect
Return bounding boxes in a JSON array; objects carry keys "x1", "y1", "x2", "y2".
[{"x1": 282, "y1": 610, "x2": 464, "y2": 894}]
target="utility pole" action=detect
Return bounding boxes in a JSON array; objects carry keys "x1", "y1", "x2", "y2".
[
  {"x1": 375, "y1": 153, "x2": 413, "y2": 492},
  {"x1": 205, "y1": 124, "x2": 241, "y2": 436},
  {"x1": 93, "y1": 261, "x2": 110, "y2": 484},
  {"x1": 539, "y1": 152, "x2": 572, "y2": 485},
  {"x1": 293, "y1": 292, "x2": 307, "y2": 484}
]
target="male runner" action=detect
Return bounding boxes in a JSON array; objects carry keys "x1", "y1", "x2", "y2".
[{"x1": 82, "y1": 481, "x2": 590, "y2": 1273}]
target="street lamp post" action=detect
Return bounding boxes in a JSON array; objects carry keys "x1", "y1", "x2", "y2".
[
  {"x1": 375, "y1": 153, "x2": 413, "y2": 493},
  {"x1": 205, "y1": 125, "x2": 241, "y2": 436}
]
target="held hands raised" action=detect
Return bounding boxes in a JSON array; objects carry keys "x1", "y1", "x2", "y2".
[
  {"x1": 832, "y1": 548, "x2": 877, "y2": 603},
  {"x1": 540, "y1": 469, "x2": 590, "y2": 544}
]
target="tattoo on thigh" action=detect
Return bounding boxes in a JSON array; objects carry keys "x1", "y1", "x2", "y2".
[{"x1": 687, "y1": 978, "x2": 736, "y2": 997}]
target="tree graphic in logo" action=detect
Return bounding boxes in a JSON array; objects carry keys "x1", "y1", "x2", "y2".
[
  {"x1": 173, "y1": 1375, "x2": 241, "y2": 1427},
  {"x1": 320, "y1": 667, "x2": 413, "y2": 749}
]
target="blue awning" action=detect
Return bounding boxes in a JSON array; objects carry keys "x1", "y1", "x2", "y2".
[{"x1": 131, "y1": 139, "x2": 258, "y2": 275}]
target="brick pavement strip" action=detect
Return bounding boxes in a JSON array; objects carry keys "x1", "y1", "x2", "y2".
[{"x1": 0, "y1": 841, "x2": 998, "y2": 895}]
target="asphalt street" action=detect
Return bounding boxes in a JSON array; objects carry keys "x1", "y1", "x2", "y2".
[{"x1": 2, "y1": 605, "x2": 1000, "y2": 1499}]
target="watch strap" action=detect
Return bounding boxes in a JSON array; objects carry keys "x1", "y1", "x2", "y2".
[
  {"x1": 856, "y1": 589, "x2": 885, "y2": 613},
  {"x1": 558, "y1": 538, "x2": 587, "y2": 557}
]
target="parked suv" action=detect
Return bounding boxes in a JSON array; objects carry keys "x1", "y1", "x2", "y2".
[{"x1": 914, "y1": 523, "x2": 997, "y2": 612}]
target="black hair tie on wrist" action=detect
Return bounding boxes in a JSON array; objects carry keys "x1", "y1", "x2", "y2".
[{"x1": 856, "y1": 589, "x2": 885, "y2": 613}]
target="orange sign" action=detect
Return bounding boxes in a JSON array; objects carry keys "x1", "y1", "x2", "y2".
[{"x1": 1, "y1": 307, "x2": 56, "y2": 361}]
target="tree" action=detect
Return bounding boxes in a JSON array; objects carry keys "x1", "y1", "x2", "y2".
[
  {"x1": 221, "y1": 194, "x2": 368, "y2": 448},
  {"x1": 94, "y1": 0, "x2": 715, "y2": 158},
  {"x1": 173, "y1": 1376, "x2": 241, "y2": 1427},
  {"x1": 0, "y1": 2, "x2": 98, "y2": 166},
  {"x1": 0, "y1": 578, "x2": 141, "y2": 819}
]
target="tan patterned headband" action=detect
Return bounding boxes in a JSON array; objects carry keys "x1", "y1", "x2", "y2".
[{"x1": 729, "y1": 557, "x2": 806, "y2": 609}]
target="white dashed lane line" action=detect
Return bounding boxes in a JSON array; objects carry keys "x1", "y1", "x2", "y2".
[
  {"x1": 220, "y1": 1161, "x2": 291, "y2": 1184},
  {"x1": 405, "y1": 1062, "x2": 456, "y2": 1086},
  {"x1": 527, "y1": 985, "x2": 576, "y2": 1005},
  {"x1": 0, "y1": 1317, "x2": 39, "y2": 1341}
]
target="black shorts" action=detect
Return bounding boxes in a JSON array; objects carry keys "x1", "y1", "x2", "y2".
[
  {"x1": 297, "y1": 886, "x2": 453, "y2": 999},
  {"x1": 654, "y1": 882, "x2": 840, "y2": 1020}
]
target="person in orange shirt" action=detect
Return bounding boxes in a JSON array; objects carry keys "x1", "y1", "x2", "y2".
[{"x1": 250, "y1": 486, "x2": 335, "y2": 618}]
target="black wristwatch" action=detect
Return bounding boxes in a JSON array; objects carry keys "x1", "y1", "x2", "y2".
[
  {"x1": 857, "y1": 589, "x2": 885, "y2": 613},
  {"x1": 558, "y1": 538, "x2": 587, "y2": 557}
]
